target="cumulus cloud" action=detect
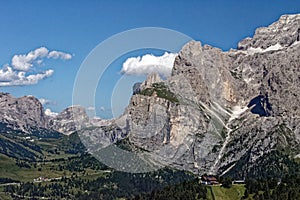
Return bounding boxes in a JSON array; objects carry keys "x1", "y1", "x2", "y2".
[
  {"x1": 0, "y1": 65, "x2": 19, "y2": 82},
  {"x1": 48, "y1": 51, "x2": 72, "y2": 60},
  {"x1": 44, "y1": 108, "x2": 58, "y2": 117},
  {"x1": 0, "y1": 67, "x2": 53, "y2": 86},
  {"x1": 121, "y1": 52, "x2": 178, "y2": 78},
  {"x1": 0, "y1": 47, "x2": 72, "y2": 87},
  {"x1": 11, "y1": 47, "x2": 72, "y2": 71},
  {"x1": 12, "y1": 47, "x2": 49, "y2": 71},
  {"x1": 38, "y1": 98, "x2": 53, "y2": 106}
]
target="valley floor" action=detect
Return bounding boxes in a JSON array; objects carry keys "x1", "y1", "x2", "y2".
[{"x1": 207, "y1": 184, "x2": 245, "y2": 200}]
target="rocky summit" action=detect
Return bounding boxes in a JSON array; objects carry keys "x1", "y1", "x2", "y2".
[
  {"x1": 0, "y1": 93, "x2": 90, "y2": 135},
  {"x1": 0, "y1": 14, "x2": 299, "y2": 178},
  {"x1": 48, "y1": 105, "x2": 90, "y2": 136},
  {"x1": 0, "y1": 93, "x2": 48, "y2": 132},
  {"x1": 79, "y1": 14, "x2": 300, "y2": 177}
]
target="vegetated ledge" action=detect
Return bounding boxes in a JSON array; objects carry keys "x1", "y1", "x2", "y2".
[
  {"x1": 139, "y1": 82, "x2": 179, "y2": 103},
  {"x1": 115, "y1": 137, "x2": 150, "y2": 153}
]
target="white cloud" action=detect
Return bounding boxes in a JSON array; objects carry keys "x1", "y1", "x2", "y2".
[
  {"x1": 11, "y1": 47, "x2": 72, "y2": 71},
  {"x1": 0, "y1": 67, "x2": 53, "y2": 86},
  {"x1": 0, "y1": 47, "x2": 72, "y2": 87},
  {"x1": 44, "y1": 108, "x2": 58, "y2": 117},
  {"x1": 0, "y1": 65, "x2": 19, "y2": 81},
  {"x1": 48, "y1": 51, "x2": 72, "y2": 60},
  {"x1": 121, "y1": 52, "x2": 178, "y2": 78},
  {"x1": 12, "y1": 47, "x2": 49, "y2": 71},
  {"x1": 38, "y1": 98, "x2": 53, "y2": 105}
]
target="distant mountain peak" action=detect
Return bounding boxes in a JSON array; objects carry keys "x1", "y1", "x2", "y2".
[
  {"x1": 0, "y1": 93, "x2": 47, "y2": 132},
  {"x1": 48, "y1": 105, "x2": 90, "y2": 135},
  {"x1": 0, "y1": 14, "x2": 299, "y2": 178},
  {"x1": 238, "y1": 13, "x2": 300, "y2": 51}
]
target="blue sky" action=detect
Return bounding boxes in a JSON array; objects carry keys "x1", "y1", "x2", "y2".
[{"x1": 0, "y1": 0, "x2": 299, "y2": 118}]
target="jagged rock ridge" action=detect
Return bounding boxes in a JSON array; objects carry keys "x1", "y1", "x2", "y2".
[
  {"x1": 0, "y1": 93, "x2": 48, "y2": 132},
  {"x1": 0, "y1": 14, "x2": 299, "y2": 178},
  {"x1": 48, "y1": 105, "x2": 90, "y2": 135},
  {"x1": 0, "y1": 93, "x2": 91, "y2": 135},
  {"x1": 79, "y1": 14, "x2": 300, "y2": 177}
]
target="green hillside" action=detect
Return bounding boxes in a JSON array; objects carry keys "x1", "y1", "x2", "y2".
[
  {"x1": 0, "y1": 123, "x2": 299, "y2": 199},
  {"x1": 207, "y1": 185, "x2": 245, "y2": 200}
]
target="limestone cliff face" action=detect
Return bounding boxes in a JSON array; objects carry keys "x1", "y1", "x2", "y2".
[
  {"x1": 85, "y1": 14, "x2": 300, "y2": 176},
  {"x1": 237, "y1": 14, "x2": 300, "y2": 50},
  {"x1": 48, "y1": 105, "x2": 90, "y2": 135},
  {"x1": 0, "y1": 93, "x2": 48, "y2": 132},
  {"x1": 1, "y1": 14, "x2": 299, "y2": 177},
  {"x1": 172, "y1": 41, "x2": 241, "y2": 105},
  {"x1": 0, "y1": 93, "x2": 91, "y2": 135}
]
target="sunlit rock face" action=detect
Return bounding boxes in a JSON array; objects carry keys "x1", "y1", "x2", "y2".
[
  {"x1": 117, "y1": 14, "x2": 300, "y2": 176},
  {"x1": 1, "y1": 14, "x2": 299, "y2": 177},
  {"x1": 0, "y1": 93, "x2": 48, "y2": 132},
  {"x1": 48, "y1": 105, "x2": 90, "y2": 135}
]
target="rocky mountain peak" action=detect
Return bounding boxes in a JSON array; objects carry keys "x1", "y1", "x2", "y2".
[
  {"x1": 178, "y1": 40, "x2": 203, "y2": 58},
  {"x1": 0, "y1": 93, "x2": 47, "y2": 132},
  {"x1": 0, "y1": 14, "x2": 299, "y2": 178},
  {"x1": 172, "y1": 39, "x2": 239, "y2": 106},
  {"x1": 49, "y1": 105, "x2": 89, "y2": 135},
  {"x1": 238, "y1": 14, "x2": 300, "y2": 51},
  {"x1": 82, "y1": 14, "x2": 300, "y2": 176},
  {"x1": 0, "y1": 92, "x2": 92, "y2": 135},
  {"x1": 140, "y1": 73, "x2": 162, "y2": 90}
]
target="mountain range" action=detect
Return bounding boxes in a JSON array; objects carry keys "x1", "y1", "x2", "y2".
[{"x1": 0, "y1": 14, "x2": 299, "y2": 179}]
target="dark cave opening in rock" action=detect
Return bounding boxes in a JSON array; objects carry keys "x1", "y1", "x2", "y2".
[{"x1": 247, "y1": 95, "x2": 272, "y2": 117}]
